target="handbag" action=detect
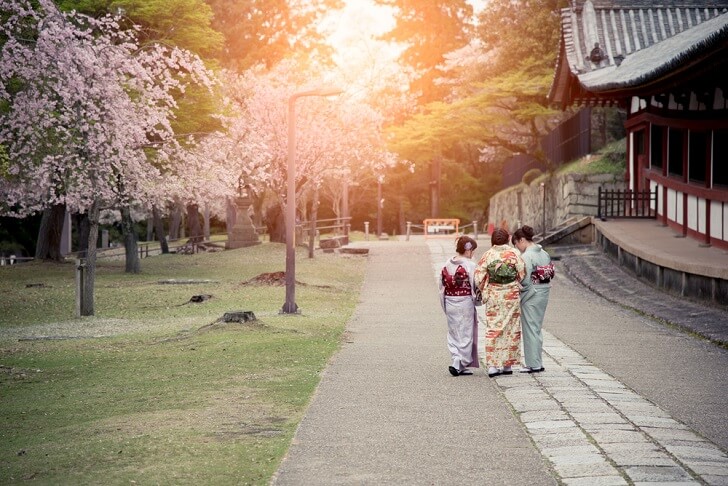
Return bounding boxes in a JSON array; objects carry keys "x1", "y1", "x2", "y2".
[{"x1": 531, "y1": 262, "x2": 555, "y2": 284}]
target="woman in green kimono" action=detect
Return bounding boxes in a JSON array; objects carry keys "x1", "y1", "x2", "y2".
[{"x1": 512, "y1": 225, "x2": 555, "y2": 373}]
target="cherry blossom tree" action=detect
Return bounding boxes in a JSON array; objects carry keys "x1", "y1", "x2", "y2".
[
  {"x1": 0, "y1": 0, "x2": 215, "y2": 314},
  {"x1": 225, "y1": 61, "x2": 403, "y2": 242}
]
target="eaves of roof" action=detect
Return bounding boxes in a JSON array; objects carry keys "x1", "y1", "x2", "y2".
[{"x1": 577, "y1": 11, "x2": 728, "y2": 93}]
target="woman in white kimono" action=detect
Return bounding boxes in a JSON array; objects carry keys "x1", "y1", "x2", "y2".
[
  {"x1": 439, "y1": 236, "x2": 481, "y2": 376},
  {"x1": 512, "y1": 225, "x2": 555, "y2": 373}
]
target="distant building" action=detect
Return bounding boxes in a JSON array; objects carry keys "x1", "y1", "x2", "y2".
[{"x1": 549, "y1": 0, "x2": 728, "y2": 249}]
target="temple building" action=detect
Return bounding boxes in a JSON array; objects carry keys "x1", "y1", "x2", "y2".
[{"x1": 549, "y1": 0, "x2": 728, "y2": 249}]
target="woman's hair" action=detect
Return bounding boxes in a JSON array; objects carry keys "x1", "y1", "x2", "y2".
[
  {"x1": 512, "y1": 225, "x2": 535, "y2": 243},
  {"x1": 491, "y1": 228, "x2": 510, "y2": 246},
  {"x1": 456, "y1": 235, "x2": 477, "y2": 254}
]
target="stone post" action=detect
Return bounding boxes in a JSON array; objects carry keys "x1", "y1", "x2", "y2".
[{"x1": 226, "y1": 195, "x2": 260, "y2": 249}]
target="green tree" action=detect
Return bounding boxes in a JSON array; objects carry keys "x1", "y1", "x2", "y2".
[
  {"x1": 383, "y1": 0, "x2": 565, "y2": 222},
  {"x1": 375, "y1": 0, "x2": 474, "y2": 104},
  {"x1": 205, "y1": 0, "x2": 341, "y2": 70},
  {"x1": 476, "y1": 0, "x2": 563, "y2": 76},
  {"x1": 58, "y1": 0, "x2": 223, "y2": 58}
]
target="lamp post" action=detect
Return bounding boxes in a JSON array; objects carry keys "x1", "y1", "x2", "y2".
[
  {"x1": 281, "y1": 87, "x2": 342, "y2": 314},
  {"x1": 541, "y1": 182, "x2": 546, "y2": 237}
]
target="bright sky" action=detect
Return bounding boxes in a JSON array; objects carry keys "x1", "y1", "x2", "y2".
[
  {"x1": 318, "y1": 0, "x2": 404, "y2": 99},
  {"x1": 319, "y1": 0, "x2": 486, "y2": 99}
]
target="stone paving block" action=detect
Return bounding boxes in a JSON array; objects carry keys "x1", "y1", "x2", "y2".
[
  {"x1": 554, "y1": 461, "x2": 621, "y2": 478},
  {"x1": 600, "y1": 442, "x2": 661, "y2": 454},
  {"x1": 570, "y1": 412, "x2": 629, "y2": 424},
  {"x1": 548, "y1": 389, "x2": 593, "y2": 399},
  {"x1": 532, "y1": 430, "x2": 592, "y2": 448},
  {"x1": 665, "y1": 445, "x2": 728, "y2": 461},
  {"x1": 538, "y1": 377, "x2": 579, "y2": 386},
  {"x1": 596, "y1": 391, "x2": 642, "y2": 402},
  {"x1": 632, "y1": 482, "x2": 700, "y2": 485},
  {"x1": 611, "y1": 402, "x2": 672, "y2": 417},
  {"x1": 624, "y1": 465, "x2": 693, "y2": 482},
  {"x1": 562, "y1": 476, "x2": 627, "y2": 485},
  {"x1": 610, "y1": 453, "x2": 679, "y2": 467},
  {"x1": 550, "y1": 392, "x2": 598, "y2": 402},
  {"x1": 669, "y1": 439, "x2": 720, "y2": 448},
  {"x1": 526, "y1": 420, "x2": 580, "y2": 432},
  {"x1": 688, "y1": 463, "x2": 728, "y2": 475},
  {"x1": 582, "y1": 380, "x2": 628, "y2": 390},
  {"x1": 504, "y1": 388, "x2": 551, "y2": 400},
  {"x1": 571, "y1": 371, "x2": 615, "y2": 381},
  {"x1": 626, "y1": 415, "x2": 689, "y2": 428},
  {"x1": 642, "y1": 427, "x2": 705, "y2": 442},
  {"x1": 541, "y1": 445, "x2": 602, "y2": 458},
  {"x1": 546, "y1": 383, "x2": 589, "y2": 391},
  {"x1": 519, "y1": 410, "x2": 570, "y2": 422},
  {"x1": 589, "y1": 429, "x2": 647, "y2": 444},
  {"x1": 550, "y1": 453, "x2": 608, "y2": 466},
  {"x1": 582, "y1": 423, "x2": 637, "y2": 432},
  {"x1": 510, "y1": 399, "x2": 563, "y2": 413},
  {"x1": 561, "y1": 403, "x2": 615, "y2": 414},
  {"x1": 702, "y1": 474, "x2": 728, "y2": 485}
]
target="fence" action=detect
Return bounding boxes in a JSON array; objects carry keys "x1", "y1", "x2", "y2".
[
  {"x1": 502, "y1": 107, "x2": 592, "y2": 188},
  {"x1": 405, "y1": 220, "x2": 481, "y2": 241},
  {"x1": 541, "y1": 107, "x2": 592, "y2": 167},
  {"x1": 597, "y1": 187, "x2": 657, "y2": 220}
]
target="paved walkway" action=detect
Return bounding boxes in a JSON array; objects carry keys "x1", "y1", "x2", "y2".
[{"x1": 272, "y1": 238, "x2": 728, "y2": 485}]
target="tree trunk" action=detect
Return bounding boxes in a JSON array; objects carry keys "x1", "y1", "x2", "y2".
[
  {"x1": 146, "y1": 213, "x2": 153, "y2": 242},
  {"x1": 251, "y1": 193, "x2": 264, "y2": 229},
  {"x1": 308, "y1": 187, "x2": 320, "y2": 258},
  {"x1": 203, "y1": 203, "x2": 210, "y2": 240},
  {"x1": 226, "y1": 197, "x2": 236, "y2": 241},
  {"x1": 121, "y1": 206, "x2": 140, "y2": 274},
  {"x1": 35, "y1": 203, "x2": 66, "y2": 261},
  {"x1": 81, "y1": 202, "x2": 100, "y2": 316},
  {"x1": 169, "y1": 201, "x2": 182, "y2": 240},
  {"x1": 266, "y1": 204, "x2": 285, "y2": 243},
  {"x1": 186, "y1": 203, "x2": 203, "y2": 243},
  {"x1": 152, "y1": 205, "x2": 169, "y2": 254}
]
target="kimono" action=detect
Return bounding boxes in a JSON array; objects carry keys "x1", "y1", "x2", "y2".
[
  {"x1": 474, "y1": 244, "x2": 526, "y2": 369},
  {"x1": 439, "y1": 256, "x2": 481, "y2": 372},
  {"x1": 519, "y1": 244, "x2": 554, "y2": 369}
]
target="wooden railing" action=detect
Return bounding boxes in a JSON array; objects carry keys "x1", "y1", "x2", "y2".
[{"x1": 597, "y1": 187, "x2": 657, "y2": 220}]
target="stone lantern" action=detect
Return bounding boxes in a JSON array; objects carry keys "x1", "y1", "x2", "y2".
[{"x1": 226, "y1": 192, "x2": 260, "y2": 249}]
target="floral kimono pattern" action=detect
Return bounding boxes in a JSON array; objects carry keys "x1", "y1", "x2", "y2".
[{"x1": 474, "y1": 244, "x2": 526, "y2": 368}]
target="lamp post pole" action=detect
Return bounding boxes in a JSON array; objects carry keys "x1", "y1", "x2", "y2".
[
  {"x1": 541, "y1": 182, "x2": 546, "y2": 237},
  {"x1": 282, "y1": 87, "x2": 342, "y2": 314}
]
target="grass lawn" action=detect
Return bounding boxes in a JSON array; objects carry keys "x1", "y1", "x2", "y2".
[{"x1": 0, "y1": 242, "x2": 367, "y2": 484}]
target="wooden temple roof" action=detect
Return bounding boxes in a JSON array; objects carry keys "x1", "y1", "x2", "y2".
[{"x1": 549, "y1": 0, "x2": 728, "y2": 107}]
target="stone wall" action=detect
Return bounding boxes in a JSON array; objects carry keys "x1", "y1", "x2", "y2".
[{"x1": 488, "y1": 172, "x2": 626, "y2": 233}]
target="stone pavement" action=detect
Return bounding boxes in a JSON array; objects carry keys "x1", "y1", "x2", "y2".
[{"x1": 272, "y1": 237, "x2": 728, "y2": 485}]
